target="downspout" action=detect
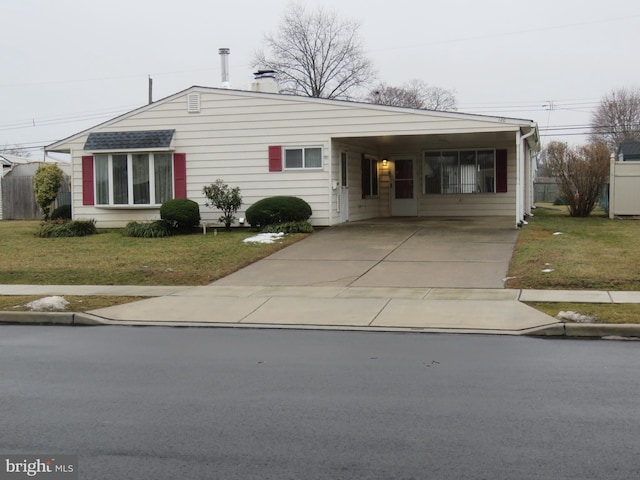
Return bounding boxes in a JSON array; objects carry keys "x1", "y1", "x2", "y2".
[
  {"x1": 328, "y1": 141, "x2": 333, "y2": 226},
  {"x1": 517, "y1": 127, "x2": 536, "y2": 227}
]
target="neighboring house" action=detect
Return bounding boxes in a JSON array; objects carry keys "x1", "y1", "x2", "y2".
[
  {"x1": 608, "y1": 141, "x2": 640, "y2": 218},
  {"x1": 46, "y1": 82, "x2": 540, "y2": 228}
]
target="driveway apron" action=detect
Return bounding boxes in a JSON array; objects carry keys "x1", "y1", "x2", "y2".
[{"x1": 213, "y1": 217, "x2": 518, "y2": 289}]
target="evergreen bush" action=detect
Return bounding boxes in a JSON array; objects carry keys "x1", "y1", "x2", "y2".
[
  {"x1": 245, "y1": 196, "x2": 312, "y2": 228},
  {"x1": 37, "y1": 220, "x2": 97, "y2": 238},
  {"x1": 124, "y1": 220, "x2": 172, "y2": 238},
  {"x1": 160, "y1": 198, "x2": 201, "y2": 232},
  {"x1": 260, "y1": 221, "x2": 314, "y2": 233},
  {"x1": 50, "y1": 204, "x2": 72, "y2": 221}
]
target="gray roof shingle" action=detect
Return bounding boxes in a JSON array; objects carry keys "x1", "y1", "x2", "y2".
[
  {"x1": 618, "y1": 141, "x2": 640, "y2": 159},
  {"x1": 84, "y1": 130, "x2": 175, "y2": 151}
]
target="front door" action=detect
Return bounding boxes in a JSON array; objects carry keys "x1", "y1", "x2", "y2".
[
  {"x1": 391, "y1": 157, "x2": 418, "y2": 216},
  {"x1": 339, "y1": 152, "x2": 349, "y2": 222}
]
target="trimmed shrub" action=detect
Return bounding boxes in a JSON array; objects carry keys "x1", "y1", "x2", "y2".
[
  {"x1": 124, "y1": 220, "x2": 172, "y2": 238},
  {"x1": 50, "y1": 204, "x2": 72, "y2": 221},
  {"x1": 37, "y1": 220, "x2": 97, "y2": 238},
  {"x1": 553, "y1": 196, "x2": 568, "y2": 206},
  {"x1": 160, "y1": 198, "x2": 201, "y2": 232},
  {"x1": 261, "y1": 221, "x2": 314, "y2": 234},
  {"x1": 33, "y1": 164, "x2": 64, "y2": 220},
  {"x1": 202, "y1": 179, "x2": 242, "y2": 231},
  {"x1": 245, "y1": 196, "x2": 312, "y2": 228}
]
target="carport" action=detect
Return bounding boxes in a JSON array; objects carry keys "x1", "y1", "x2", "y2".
[{"x1": 330, "y1": 125, "x2": 539, "y2": 229}]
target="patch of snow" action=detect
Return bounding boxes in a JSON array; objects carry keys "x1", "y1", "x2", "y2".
[
  {"x1": 243, "y1": 233, "x2": 286, "y2": 244},
  {"x1": 541, "y1": 268, "x2": 554, "y2": 273},
  {"x1": 556, "y1": 311, "x2": 595, "y2": 323},
  {"x1": 25, "y1": 296, "x2": 70, "y2": 311},
  {"x1": 553, "y1": 232, "x2": 563, "y2": 235}
]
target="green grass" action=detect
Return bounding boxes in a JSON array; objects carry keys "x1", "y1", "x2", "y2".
[
  {"x1": 507, "y1": 206, "x2": 640, "y2": 291},
  {"x1": 0, "y1": 221, "x2": 308, "y2": 286},
  {"x1": 0, "y1": 295, "x2": 145, "y2": 312},
  {"x1": 526, "y1": 302, "x2": 640, "y2": 324}
]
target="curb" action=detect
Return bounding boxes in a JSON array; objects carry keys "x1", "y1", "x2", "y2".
[
  {"x1": 1, "y1": 311, "x2": 639, "y2": 338},
  {"x1": 564, "y1": 322, "x2": 640, "y2": 338},
  {"x1": 0, "y1": 311, "x2": 105, "y2": 326},
  {"x1": 524, "y1": 322, "x2": 640, "y2": 338}
]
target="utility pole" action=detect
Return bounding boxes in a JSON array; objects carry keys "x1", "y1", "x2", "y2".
[{"x1": 148, "y1": 76, "x2": 153, "y2": 104}]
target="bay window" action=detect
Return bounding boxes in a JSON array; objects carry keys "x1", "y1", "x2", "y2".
[{"x1": 94, "y1": 153, "x2": 173, "y2": 206}]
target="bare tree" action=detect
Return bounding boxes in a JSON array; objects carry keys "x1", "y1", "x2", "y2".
[
  {"x1": 366, "y1": 80, "x2": 457, "y2": 111},
  {"x1": 0, "y1": 144, "x2": 31, "y2": 158},
  {"x1": 546, "y1": 140, "x2": 610, "y2": 217},
  {"x1": 252, "y1": 3, "x2": 374, "y2": 100},
  {"x1": 590, "y1": 86, "x2": 640, "y2": 153}
]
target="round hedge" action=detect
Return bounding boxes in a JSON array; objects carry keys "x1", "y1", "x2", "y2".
[
  {"x1": 50, "y1": 204, "x2": 72, "y2": 221},
  {"x1": 245, "y1": 196, "x2": 312, "y2": 228},
  {"x1": 160, "y1": 198, "x2": 201, "y2": 232}
]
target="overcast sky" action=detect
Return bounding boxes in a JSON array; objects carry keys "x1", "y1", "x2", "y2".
[{"x1": 2, "y1": 0, "x2": 639, "y2": 159}]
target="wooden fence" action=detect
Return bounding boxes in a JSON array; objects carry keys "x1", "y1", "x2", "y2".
[{"x1": 1, "y1": 175, "x2": 71, "y2": 220}]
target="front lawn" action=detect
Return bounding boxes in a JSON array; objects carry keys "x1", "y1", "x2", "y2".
[
  {"x1": 0, "y1": 221, "x2": 308, "y2": 286},
  {"x1": 506, "y1": 206, "x2": 640, "y2": 291}
]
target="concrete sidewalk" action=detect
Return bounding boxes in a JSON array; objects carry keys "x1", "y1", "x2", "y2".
[{"x1": 2, "y1": 284, "x2": 640, "y2": 338}]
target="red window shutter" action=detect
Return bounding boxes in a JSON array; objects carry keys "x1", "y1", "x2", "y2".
[
  {"x1": 269, "y1": 146, "x2": 282, "y2": 172},
  {"x1": 81, "y1": 156, "x2": 94, "y2": 205},
  {"x1": 173, "y1": 153, "x2": 187, "y2": 199},
  {"x1": 496, "y1": 149, "x2": 508, "y2": 193}
]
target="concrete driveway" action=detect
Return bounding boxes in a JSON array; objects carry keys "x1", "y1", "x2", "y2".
[
  {"x1": 85, "y1": 216, "x2": 560, "y2": 334},
  {"x1": 214, "y1": 217, "x2": 518, "y2": 289}
]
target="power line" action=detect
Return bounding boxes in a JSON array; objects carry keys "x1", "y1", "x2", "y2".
[{"x1": 369, "y1": 13, "x2": 640, "y2": 52}]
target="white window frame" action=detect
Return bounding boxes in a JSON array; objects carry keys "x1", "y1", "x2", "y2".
[
  {"x1": 423, "y1": 149, "x2": 496, "y2": 195},
  {"x1": 362, "y1": 156, "x2": 379, "y2": 198},
  {"x1": 283, "y1": 146, "x2": 323, "y2": 170},
  {"x1": 94, "y1": 152, "x2": 174, "y2": 207}
]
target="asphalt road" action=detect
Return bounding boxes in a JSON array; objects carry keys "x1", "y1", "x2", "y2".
[{"x1": 0, "y1": 326, "x2": 638, "y2": 480}]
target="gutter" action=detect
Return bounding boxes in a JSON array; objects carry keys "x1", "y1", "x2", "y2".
[{"x1": 516, "y1": 125, "x2": 537, "y2": 228}]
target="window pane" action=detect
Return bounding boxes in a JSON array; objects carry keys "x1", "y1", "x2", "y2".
[
  {"x1": 362, "y1": 157, "x2": 371, "y2": 196},
  {"x1": 285, "y1": 149, "x2": 303, "y2": 169},
  {"x1": 112, "y1": 154, "x2": 128, "y2": 204},
  {"x1": 424, "y1": 152, "x2": 441, "y2": 194},
  {"x1": 304, "y1": 148, "x2": 322, "y2": 168},
  {"x1": 132, "y1": 154, "x2": 150, "y2": 204},
  {"x1": 340, "y1": 152, "x2": 347, "y2": 187},
  {"x1": 95, "y1": 154, "x2": 109, "y2": 204},
  {"x1": 441, "y1": 153, "x2": 458, "y2": 194},
  {"x1": 154, "y1": 153, "x2": 173, "y2": 204},
  {"x1": 459, "y1": 151, "x2": 476, "y2": 193},
  {"x1": 477, "y1": 150, "x2": 495, "y2": 193},
  {"x1": 371, "y1": 160, "x2": 378, "y2": 196}
]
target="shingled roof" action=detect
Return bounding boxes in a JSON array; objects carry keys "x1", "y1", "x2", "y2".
[
  {"x1": 84, "y1": 130, "x2": 175, "y2": 151},
  {"x1": 618, "y1": 141, "x2": 640, "y2": 160}
]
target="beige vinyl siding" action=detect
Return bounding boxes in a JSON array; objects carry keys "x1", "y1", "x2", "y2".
[{"x1": 55, "y1": 87, "x2": 534, "y2": 227}]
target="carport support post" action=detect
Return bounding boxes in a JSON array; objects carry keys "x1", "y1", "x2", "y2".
[
  {"x1": 516, "y1": 128, "x2": 536, "y2": 227},
  {"x1": 515, "y1": 131, "x2": 522, "y2": 227}
]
